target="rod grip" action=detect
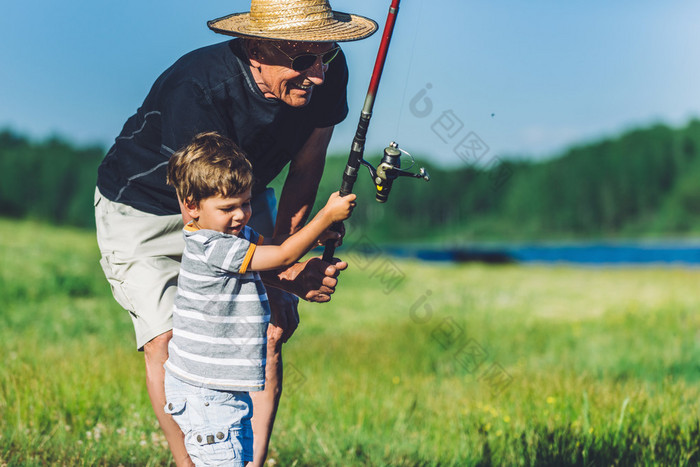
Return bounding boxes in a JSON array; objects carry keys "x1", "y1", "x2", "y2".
[{"x1": 322, "y1": 232, "x2": 339, "y2": 263}]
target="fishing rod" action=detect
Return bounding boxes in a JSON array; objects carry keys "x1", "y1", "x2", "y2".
[{"x1": 322, "y1": 0, "x2": 430, "y2": 262}]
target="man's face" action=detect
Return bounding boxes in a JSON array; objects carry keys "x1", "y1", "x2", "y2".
[{"x1": 248, "y1": 41, "x2": 338, "y2": 107}]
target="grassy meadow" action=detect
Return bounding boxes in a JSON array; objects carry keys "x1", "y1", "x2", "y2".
[{"x1": 2, "y1": 217, "x2": 700, "y2": 465}]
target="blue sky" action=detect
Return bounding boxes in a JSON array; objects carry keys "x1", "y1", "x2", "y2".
[{"x1": 1, "y1": 1, "x2": 699, "y2": 166}]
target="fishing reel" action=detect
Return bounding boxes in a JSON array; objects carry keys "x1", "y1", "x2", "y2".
[{"x1": 360, "y1": 142, "x2": 430, "y2": 203}]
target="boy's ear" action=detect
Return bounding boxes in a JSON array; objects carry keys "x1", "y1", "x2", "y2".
[{"x1": 182, "y1": 197, "x2": 200, "y2": 219}]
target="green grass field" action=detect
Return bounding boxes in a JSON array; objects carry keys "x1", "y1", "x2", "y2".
[{"x1": 2, "y1": 218, "x2": 700, "y2": 466}]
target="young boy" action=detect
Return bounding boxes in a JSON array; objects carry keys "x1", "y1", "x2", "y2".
[{"x1": 162, "y1": 132, "x2": 355, "y2": 466}]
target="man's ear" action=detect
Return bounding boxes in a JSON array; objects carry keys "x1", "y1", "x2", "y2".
[
  {"x1": 245, "y1": 39, "x2": 265, "y2": 70},
  {"x1": 245, "y1": 39, "x2": 263, "y2": 68}
]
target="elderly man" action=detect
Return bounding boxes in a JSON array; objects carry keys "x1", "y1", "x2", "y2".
[{"x1": 94, "y1": 0, "x2": 377, "y2": 465}]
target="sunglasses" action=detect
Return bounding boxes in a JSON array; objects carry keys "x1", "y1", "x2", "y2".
[{"x1": 272, "y1": 43, "x2": 341, "y2": 72}]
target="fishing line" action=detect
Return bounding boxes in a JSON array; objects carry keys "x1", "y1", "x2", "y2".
[
  {"x1": 323, "y1": 0, "x2": 429, "y2": 261},
  {"x1": 398, "y1": 146, "x2": 416, "y2": 170},
  {"x1": 394, "y1": 0, "x2": 427, "y2": 139}
]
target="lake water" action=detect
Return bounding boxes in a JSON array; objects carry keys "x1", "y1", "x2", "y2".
[{"x1": 382, "y1": 243, "x2": 700, "y2": 266}]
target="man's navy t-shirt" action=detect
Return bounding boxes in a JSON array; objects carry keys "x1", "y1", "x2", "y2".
[{"x1": 97, "y1": 39, "x2": 349, "y2": 215}]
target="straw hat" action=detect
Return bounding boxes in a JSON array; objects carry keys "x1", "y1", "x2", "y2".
[{"x1": 208, "y1": 0, "x2": 378, "y2": 43}]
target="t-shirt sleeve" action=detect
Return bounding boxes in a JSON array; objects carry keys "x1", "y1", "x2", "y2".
[
  {"x1": 203, "y1": 228, "x2": 264, "y2": 274},
  {"x1": 309, "y1": 48, "x2": 349, "y2": 128}
]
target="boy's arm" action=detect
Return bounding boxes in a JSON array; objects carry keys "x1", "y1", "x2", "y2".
[{"x1": 250, "y1": 192, "x2": 355, "y2": 271}]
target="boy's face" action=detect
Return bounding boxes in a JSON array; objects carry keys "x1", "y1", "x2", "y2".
[{"x1": 185, "y1": 189, "x2": 252, "y2": 236}]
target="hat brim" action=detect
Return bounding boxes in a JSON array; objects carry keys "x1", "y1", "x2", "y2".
[{"x1": 208, "y1": 11, "x2": 378, "y2": 43}]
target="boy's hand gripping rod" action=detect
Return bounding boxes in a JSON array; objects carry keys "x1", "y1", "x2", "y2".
[{"x1": 322, "y1": 0, "x2": 429, "y2": 262}]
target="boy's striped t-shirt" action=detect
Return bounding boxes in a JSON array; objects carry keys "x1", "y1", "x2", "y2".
[{"x1": 165, "y1": 222, "x2": 270, "y2": 392}]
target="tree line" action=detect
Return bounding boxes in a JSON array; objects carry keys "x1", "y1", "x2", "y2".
[
  {"x1": 2, "y1": 119, "x2": 700, "y2": 242},
  {"x1": 0, "y1": 131, "x2": 103, "y2": 229}
]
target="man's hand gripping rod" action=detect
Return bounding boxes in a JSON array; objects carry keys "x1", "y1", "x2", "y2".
[{"x1": 322, "y1": 0, "x2": 429, "y2": 262}]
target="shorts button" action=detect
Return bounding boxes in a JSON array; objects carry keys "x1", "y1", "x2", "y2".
[
  {"x1": 204, "y1": 402, "x2": 209, "y2": 406},
  {"x1": 196, "y1": 435, "x2": 202, "y2": 443},
  {"x1": 206, "y1": 434, "x2": 215, "y2": 444},
  {"x1": 167, "y1": 403, "x2": 173, "y2": 410},
  {"x1": 216, "y1": 432, "x2": 224, "y2": 440}
]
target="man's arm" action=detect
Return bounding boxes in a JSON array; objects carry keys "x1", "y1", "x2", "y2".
[
  {"x1": 259, "y1": 125, "x2": 337, "y2": 345},
  {"x1": 272, "y1": 126, "x2": 334, "y2": 243},
  {"x1": 260, "y1": 125, "x2": 343, "y2": 304}
]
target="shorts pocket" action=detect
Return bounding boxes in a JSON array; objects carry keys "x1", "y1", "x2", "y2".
[
  {"x1": 164, "y1": 397, "x2": 189, "y2": 438},
  {"x1": 188, "y1": 426, "x2": 243, "y2": 466},
  {"x1": 191, "y1": 425, "x2": 232, "y2": 447},
  {"x1": 99, "y1": 254, "x2": 137, "y2": 314},
  {"x1": 164, "y1": 398, "x2": 187, "y2": 416}
]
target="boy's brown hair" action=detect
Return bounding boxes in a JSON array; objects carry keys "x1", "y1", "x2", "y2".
[{"x1": 167, "y1": 132, "x2": 253, "y2": 205}]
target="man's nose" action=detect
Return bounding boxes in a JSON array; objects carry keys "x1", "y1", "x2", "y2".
[{"x1": 305, "y1": 59, "x2": 327, "y2": 84}]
